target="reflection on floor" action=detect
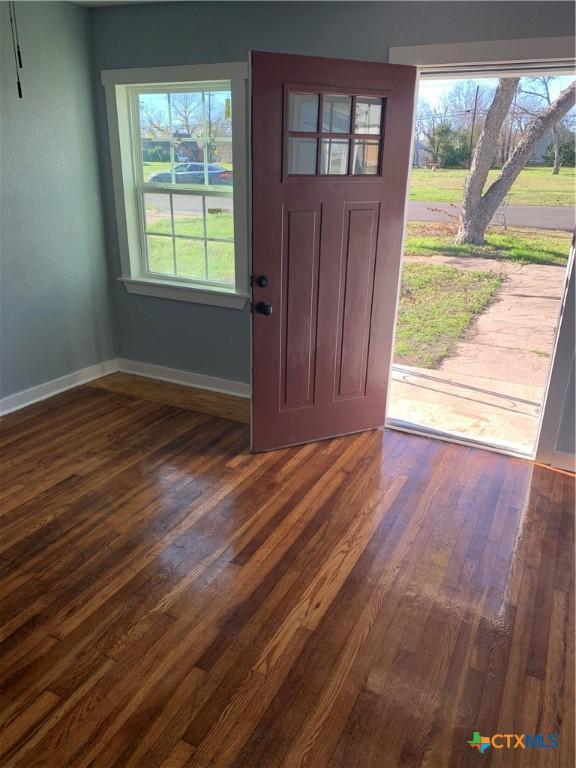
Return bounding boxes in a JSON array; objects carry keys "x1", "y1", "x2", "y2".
[{"x1": 1, "y1": 385, "x2": 573, "y2": 767}]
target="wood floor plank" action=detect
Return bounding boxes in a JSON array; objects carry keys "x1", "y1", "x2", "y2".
[{"x1": 0, "y1": 387, "x2": 573, "y2": 767}]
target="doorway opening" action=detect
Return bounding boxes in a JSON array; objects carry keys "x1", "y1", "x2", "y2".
[{"x1": 387, "y1": 71, "x2": 575, "y2": 457}]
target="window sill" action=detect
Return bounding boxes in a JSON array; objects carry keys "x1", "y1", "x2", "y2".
[{"x1": 119, "y1": 277, "x2": 249, "y2": 309}]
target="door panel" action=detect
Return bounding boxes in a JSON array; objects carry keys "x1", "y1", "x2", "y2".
[
  {"x1": 336, "y1": 203, "x2": 379, "y2": 399},
  {"x1": 281, "y1": 205, "x2": 321, "y2": 409},
  {"x1": 252, "y1": 51, "x2": 417, "y2": 451}
]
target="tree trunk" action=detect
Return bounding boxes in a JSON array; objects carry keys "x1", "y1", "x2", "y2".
[
  {"x1": 457, "y1": 79, "x2": 519, "y2": 244},
  {"x1": 552, "y1": 126, "x2": 561, "y2": 174},
  {"x1": 457, "y1": 79, "x2": 575, "y2": 244}
]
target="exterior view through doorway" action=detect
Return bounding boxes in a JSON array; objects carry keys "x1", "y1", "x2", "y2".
[{"x1": 386, "y1": 67, "x2": 575, "y2": 459}]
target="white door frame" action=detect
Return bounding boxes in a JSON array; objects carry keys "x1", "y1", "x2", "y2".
[{"x1": 386, "y1": 37, "x2": 576, "y2": 465}]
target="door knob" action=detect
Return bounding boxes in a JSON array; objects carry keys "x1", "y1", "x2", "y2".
[
  {"x1": 256, "y1": 275, "x2": 269, "y2": 287},
  {"x1": 256, "y1": 301, "x2": 273, "y2": 316}
]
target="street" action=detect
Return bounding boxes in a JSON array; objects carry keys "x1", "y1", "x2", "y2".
[{"x1": 407, "y1": 201, "x2": 575, "y2": 231}]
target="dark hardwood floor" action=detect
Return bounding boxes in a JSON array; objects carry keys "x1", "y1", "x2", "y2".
[{"x1": 0, "y1": 385, "x2": 573, "y2": 767}]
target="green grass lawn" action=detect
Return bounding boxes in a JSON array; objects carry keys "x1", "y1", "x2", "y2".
[
  {"x1": 409, "y1": 167, "x2": 576, "y2": 206},
  {"x1": 404, "y1": 223, "x2": 571, "y2": 267},
  {"x1": 146, "y1": 212, "x2": 234, "y2": 283},
  {"x1": 395, "y1": 263, "x2": 502, "y2": 369}
]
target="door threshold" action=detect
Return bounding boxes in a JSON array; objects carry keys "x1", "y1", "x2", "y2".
[{"x1": 385, "y1": 417, "x2": 535, "y2": 461}]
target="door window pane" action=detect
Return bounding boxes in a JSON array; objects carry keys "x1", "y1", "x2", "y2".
[
  {"x1": 288, "y1": 93, "x2": 319, "y2": 132},
  {"x1": 352, "y1": 140, "x2": 380, "y2": 175},
  {"x1": 320, "y1": 139, "x2": 349, "y2": 175},
  {"x1": 322, "y1": 95, "x2": 351, "y2": 133},
  {"x1": 355, "y1": 98, "x2": 383, "y2": 135},
  {"x1": 147, "y1": 235, "x2": 175, "y2": 275},
  {"x1": 288, "y1": 137, "x2": 317, "y2": 174}
]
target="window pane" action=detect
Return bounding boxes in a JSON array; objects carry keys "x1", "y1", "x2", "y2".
[
  {"x1": 352, "y1": 140, "x2": 380, "y2": 175},
  {"x1": 288, "y1": 93, "x2": 319, "y2": 132},
  {"x1": 139, "y1": 93, "x2": 170, "y2": 139},
  {"x1": 207, "y1": 241, "x2": 235, "y2": 284},
  {"x1": 144, "y1": 193, "x2": 172, "y2": 235},
  {"x1": 142, "y1": 141, "x2": 172, "y2": 182},
  {"x1": 206, "y1": 91, "x2": 232, "y2": 138},
  {"x1": 320, "y1": 139, "x2": 349, "y2": 175},
  {"x1": 355, "y1": 98, "x2": 383, "y2": 135},
  {"x1": 288, "y1": 137, "x2": 317, "y2": 174},
  {"x1": 206, "y1": 197, "x2": 234, "y2": 240},
  {"x1": 322, "y1": 95, "x2": 351, "y2": 133},
  {"x1": 170, "y1": 92, "x2": 203, "y2": 140},
  {"x1": 208, "y1": 140, "x2": 234, "y2": 180},
  {"x1": 175, "y1": 239, "x2": 206, "y2": 280},
  {"x1": 174, "y1": 139, "x2": 202, "y2": 165},
  {"x1": 172, "y1": 194, "x2": 204, "y2": 238},
  {"x1": 147, "y1": 235, "x2": 175, "y2": 275}
]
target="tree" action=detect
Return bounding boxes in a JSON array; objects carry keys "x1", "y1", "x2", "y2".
[
  {"x1": 519, "y1": 77, "x2": 564, "y2": 173},
  {"x1": 457, "y1": 78, "x2": 575, "y2": 244},
  {"x1": 543, "y1": 128, "x2": 576, "y2": 167}
]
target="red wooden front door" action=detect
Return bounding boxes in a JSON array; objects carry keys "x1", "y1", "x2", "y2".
[{"x1": 251, "y1": 51, "x2": 416, "y2": 452}]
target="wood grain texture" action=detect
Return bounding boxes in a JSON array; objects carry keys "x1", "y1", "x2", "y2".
[
  {"x1": 89, "y1": 372, "x2": 250, "y2": 423},
  {"x1": 0, "y1": 385, "x2": 573, "y2": 767}
]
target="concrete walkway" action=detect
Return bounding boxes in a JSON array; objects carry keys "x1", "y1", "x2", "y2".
[
  {"x1": 389, "y1": 255, "x2": 567, "y2": 454},
  {"x1": 407, "y1": 201, "x2": 575, "y2": 231}
]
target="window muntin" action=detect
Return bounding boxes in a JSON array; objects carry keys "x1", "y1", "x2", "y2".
[
  {"x1": 286, "y1": 90, "x2": 385, "y2": 177},
  {"x1": 134, "y1": 83, "x2": 235, "y2": 287}
]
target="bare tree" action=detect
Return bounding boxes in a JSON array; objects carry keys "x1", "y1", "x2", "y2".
[
  {"x1": 171, "y1": 93, "x2": 202, "y2": 137},
  {"x1": 140, "y1": 103, "x2": 168, "y2": 138},
  {"x1": 457, "y1": 78, "x2": 575, "y2": 244},
  {"x1": 519, "y1": 77, "x2": 563, "y2": 173}
]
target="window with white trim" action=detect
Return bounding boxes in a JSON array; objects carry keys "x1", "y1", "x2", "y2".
[{"x1": 102, "y1": 64, "x2": 249, "y2": 308}]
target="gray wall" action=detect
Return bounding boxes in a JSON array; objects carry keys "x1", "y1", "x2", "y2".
[
  {"x1": 90, "y1": 1, "x2": 575, "y2": 384},
  {"x1": 0, "y1": 1, "x2": 115, "y2": 399}
]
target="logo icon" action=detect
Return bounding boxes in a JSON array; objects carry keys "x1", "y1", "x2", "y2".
[{"x1": 468, "y1": 732, "x2": 491, "y2": 754}]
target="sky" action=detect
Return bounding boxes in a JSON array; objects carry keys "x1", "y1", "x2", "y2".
[{"x1": 419, "y1": 75, "x2": 575, "y2": 108}]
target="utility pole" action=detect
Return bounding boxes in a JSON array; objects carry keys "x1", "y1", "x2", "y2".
[{"x1": 468, "y1": 85, "x2": 480, "y2": 169}]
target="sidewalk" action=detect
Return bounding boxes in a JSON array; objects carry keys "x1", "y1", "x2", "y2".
[{"x1": 389, "y1": 255, "x2": 566, "y2": 454}]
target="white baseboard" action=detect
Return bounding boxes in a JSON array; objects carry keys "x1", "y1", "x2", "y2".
[
  {"x1": 0, "y1": 359, "x2": 119, "y2": 416},
  {"x1": 0, "y1": 357, "x2": 251, "y2": 417},
  {"x1": 117, "y1": 358, "x2": 250, "y2": 398}
]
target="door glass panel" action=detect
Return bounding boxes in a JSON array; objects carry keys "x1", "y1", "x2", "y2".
[
  {"x1": 288, "y1": 93, "x2": 319, "y2": 132},
  {"x1": 320, "y1": 139, "x2": 349, "y2": 175},
  {"x1": 352, "y1": 140, "x2": 380, "y2": 175},
  {"x1": 355, "y1": 98, "x2": 383, "y2": 135},
  {"x1": 288, "y1": 137, "x2": 317, "y2": 174},
  {"x1": 322, "y1": 95, "x2": 352, "y2": 133}
]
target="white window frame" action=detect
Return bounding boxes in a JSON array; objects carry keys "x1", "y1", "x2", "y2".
[{"x1": 102, "y1": 63, "x2": 249, "y2": 309}]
